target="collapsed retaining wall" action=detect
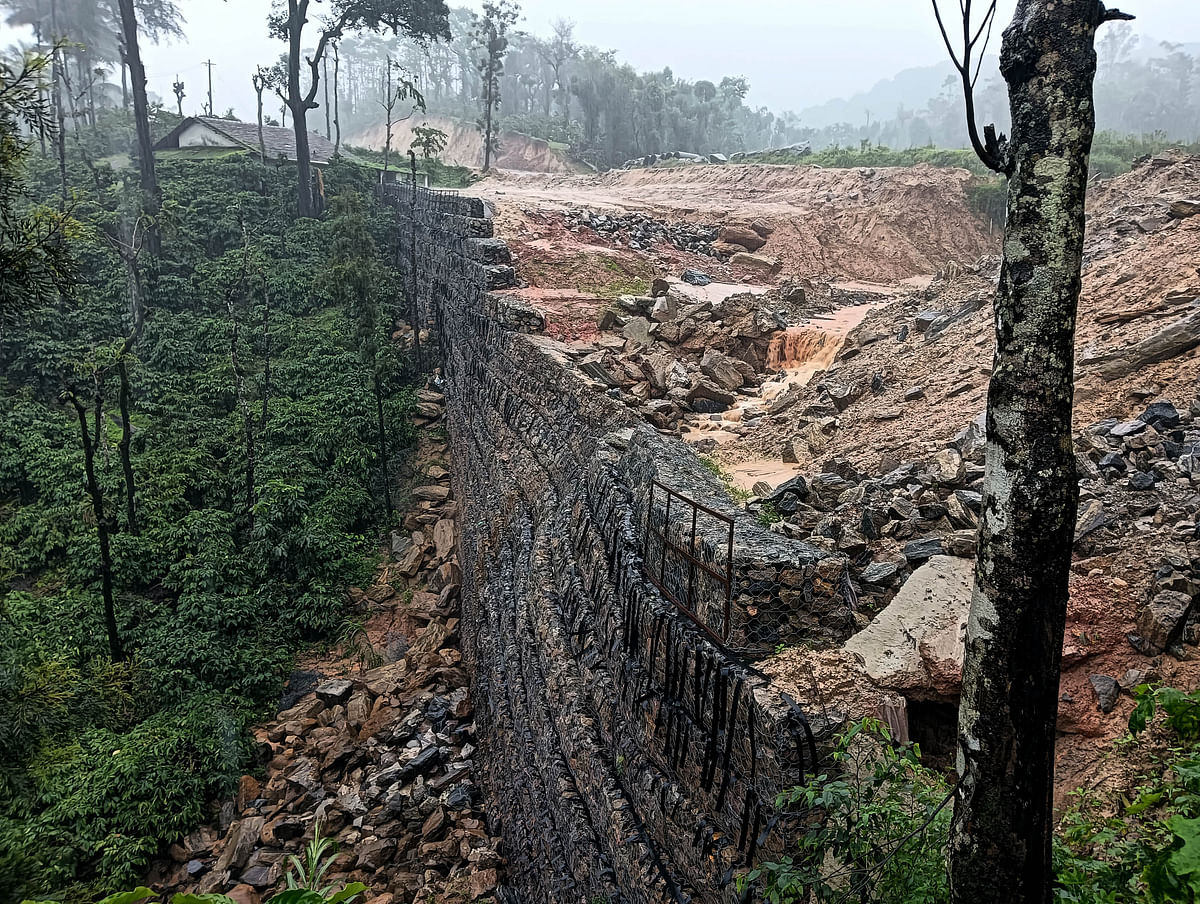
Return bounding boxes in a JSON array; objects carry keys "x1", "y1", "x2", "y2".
[{"x1": 381, "y1": 184, "x2": 853, "y2": 903}]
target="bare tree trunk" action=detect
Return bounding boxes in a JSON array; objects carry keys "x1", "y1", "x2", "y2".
[
  {"x1": 333, "y1": 43, "x2": 342, "y2": 154},
  {"x1": 324, "y1": 54, "x2": 332, "y2": 140},
  {"x1": 71, "y1": 388, "x2": 124, "y2": 662},
  {"x1": 50, "y1": 41, "x2": 67, "y2": 204},
  {"x1": 117, "y1": 360, "x2": 137, "y2": 535},
  {"x1": 256, "y1": 85, "x2": 266, "y2": 163},
  {"x1": 116, "y1": 0, "x2": 161, "y2": 257},
  {"x1": 115, "y1": 233, "x2": 145, "y2": 535},
  {"x1": 947, "y1": 2, "x2": 1128, "y2": 902},
  {"x1": 286, "y1": 0, "x2": 315, "y2": 216},
  {"x1": 383, "y1": 55, "x2": 393, "y2": 173},
  {"x1": 482, "y1": 58, "x2": 494, "y2": 172}
]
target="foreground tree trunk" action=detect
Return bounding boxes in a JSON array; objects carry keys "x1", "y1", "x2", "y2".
[{"x1": 947, "y1": 2, "x2": 1130, "y2": 902}]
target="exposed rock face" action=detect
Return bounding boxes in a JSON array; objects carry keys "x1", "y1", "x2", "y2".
[
  {"x1": 382, "y1": 185, "x2": 850, "y2": 903},
  {"x1": 844, "y1": 556, "x2": 974, "y2": 701}
]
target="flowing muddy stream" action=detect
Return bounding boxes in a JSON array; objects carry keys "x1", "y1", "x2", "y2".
[{"x1": 713, "y1": 301, "x2": 883, "y2": 491}]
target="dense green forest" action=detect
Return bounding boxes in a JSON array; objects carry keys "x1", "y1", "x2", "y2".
[{"x1": 0, "y1": 51, "x2": 418, "y2": 900}]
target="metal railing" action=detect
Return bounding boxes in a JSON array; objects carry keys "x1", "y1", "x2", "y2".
[{"x1": 643, "y1": 480, "x2": 735, "y2": 645}]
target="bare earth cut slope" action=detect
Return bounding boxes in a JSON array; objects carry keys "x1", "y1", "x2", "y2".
[{"x1": 348, "y1": 114, "x2": 579, "y2": 173}]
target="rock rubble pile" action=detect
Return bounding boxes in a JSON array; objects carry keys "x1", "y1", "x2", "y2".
[
  {"x1": 565, "y1": 207, "x2": 719, "y2": 255},
  {"x1": 148, "y1": 391, "x2": 504, "y2": 904}
]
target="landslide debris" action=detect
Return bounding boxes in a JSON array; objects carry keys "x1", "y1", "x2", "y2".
[{"x1": 148, "y1": 393, "x2": 504, "y2": 904}]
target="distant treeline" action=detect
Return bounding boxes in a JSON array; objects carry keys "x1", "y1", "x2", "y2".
[
  {"x1": 775, "y1": 25, "x2": 1200, "y2": 160},
  {"x1": 331, "y1": 8, "x2": 809, "y2": 167},
  {"x1": 335, "y1": 16, "x2": 1200, "y2": 169}
]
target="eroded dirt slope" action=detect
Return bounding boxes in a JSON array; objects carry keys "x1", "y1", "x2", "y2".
[
  {"x1": 349, "y1": 114, "x2": 579, "y2": 173},
  {"x1": 478, "y1": 162, "x2": 998, "y2": 282}
]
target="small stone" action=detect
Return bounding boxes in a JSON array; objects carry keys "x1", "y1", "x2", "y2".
[
  {"x1": 226, "y1": 885, "x2": 260, "y2": 904},
  {"x1": 186, "y1": 859, "x2": 209, "y2": 878},
  {"x1": 1110, "y1": 419, "x2": 1147, "y2": 437},
  {"x1": 470, "y1": 868, "x2": 500, "y2": 900},
  {"x1": 903, "y1": 537, "x2": 944, "y2": 564},
  {"x1": 1128, "y1": 471, "x2": 1157, "y2": 491},
  {"x1": 681, "y1": 268, "x2": 712, "y2": 286},
  {"x1": 860, "y1": 561, "x2": 902, "y2": 585},
  {"x1": 413, "y1": 484, "x2": 451, "y2": 502},
  {"x1": 904, "y1": 386, "x2": 926, "y2": 401},
  {"x1": 444, "y1": 783, "x2": 473, "y2": 810},
  {"x1": 1098, "y1": 452, "x2": 1128, "y2": 474},
  {"x1": 1089, "y1": 675, "x2": 1120, "y2": 714},
  {"x1": 930, "y1": 448, "x2": 966, "y2": 486},
  {"x1": 1140, "y1": 400, "x2": 1180, "y2": 430},
  {"x1": 315, "y1": 678, "x2": 354, "y2": 705},
  {"x1": 1123, "y1": 668, "x2": 1149, "y2": 689},
  {"x1": 1169, "y1": 199, "x2": 1200, "y2": 218}
]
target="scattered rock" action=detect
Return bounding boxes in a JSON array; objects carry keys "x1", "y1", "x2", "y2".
[
  {"x1": 1169, "y1": 199, "x2": 1200, "y2": 218},
  {"x1": 1089, "y1": 675, "x2": 1120, "y2": 714},
  {"x1": 1137, "y1": 591, "x2": 1193, "y2": 653},
  {"x1": 315, "y1": 679, "x2": 354, "y2": 706}
]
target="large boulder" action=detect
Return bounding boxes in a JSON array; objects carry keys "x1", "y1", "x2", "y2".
[
  {"x1": 844, "y1": 555, "x2": 974, "y2": 700},
  {"x1": 699, "y1": 349, "x2": 745, "y2": 391},
  {"x1": 1136, "y1": 590, "x2": 1193, "y2": 652},
  {"x1": 718, "y1": 223, "x2": 767, "y2": 252}
]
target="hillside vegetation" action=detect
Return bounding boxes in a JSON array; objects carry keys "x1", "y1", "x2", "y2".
[{"x1": 0, "y1": 154, "x2": 417, "y2": 901}]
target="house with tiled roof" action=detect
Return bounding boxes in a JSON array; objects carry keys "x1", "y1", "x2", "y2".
[{"x1": 154, "y1": 116, "x2": 338, "y2": 164}]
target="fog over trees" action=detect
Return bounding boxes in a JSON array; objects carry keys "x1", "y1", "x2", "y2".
[{"x1": 3, "y1": 2, "x2": 1198, "y2": 171}]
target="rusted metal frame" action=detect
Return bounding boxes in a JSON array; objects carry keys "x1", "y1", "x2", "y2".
[{"x1": 647, "y1": 526, "x2": 730, "y2": 587}]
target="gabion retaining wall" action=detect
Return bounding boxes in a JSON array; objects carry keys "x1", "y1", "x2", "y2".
[{"x1": 380, "y1": 184, "x2": 852, "y2": 903}]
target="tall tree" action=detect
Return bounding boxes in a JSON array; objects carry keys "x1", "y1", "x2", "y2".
[
  {"x1": 66, "y1": 377, "x2": 125, "y2": 662},
  {"x1": 268, "y1": 0, "x2": 450, "y2": 217},
  {"x1": 473, "y1": 0, "x2": 519, "y2": 172},
  {"x1": 252, "y1": 66, "x2": 270, "y2": 162},
  {"x1": 115, "y1": 0, "x2": 160, "y2": 256},
  {"x1": 538, "y1": 17, "x2": 576, "y2": 125},
  {"x1": 930, "y1": 2, "x2": 1134, "y2": 902},
  {"x1": 379, "y1": 56, "x2": 424, "y2": 173}
]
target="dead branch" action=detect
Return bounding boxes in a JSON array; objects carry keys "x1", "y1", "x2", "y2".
[{"x1": 931, "y1": 0, "x2": 1008, "y2": 174}]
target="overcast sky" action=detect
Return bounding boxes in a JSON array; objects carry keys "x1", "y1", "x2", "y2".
[{"x1": 8, "y1": 1, "x2": 1200, "y2": 120}]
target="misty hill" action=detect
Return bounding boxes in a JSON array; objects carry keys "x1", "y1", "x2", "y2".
[{"x1": 797, "y1": 60, "x2": 972, "y2": 130}]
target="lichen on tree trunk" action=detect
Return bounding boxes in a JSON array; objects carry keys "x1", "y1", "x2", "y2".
[{"x1": 948, "y1": 2, "x2": 1114, "y2": 902}]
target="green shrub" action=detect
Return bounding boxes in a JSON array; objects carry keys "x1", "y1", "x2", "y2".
[
  {"x1": 739, "y1": 718, "x2": 952, "y2": 904},
  {"x1": 1055, "y1": 685, "x2": 1200, "y2": 904}
]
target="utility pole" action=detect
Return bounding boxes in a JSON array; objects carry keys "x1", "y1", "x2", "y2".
[{"x1": 202, "y1": 59, "x2": 215, "y2": 116}]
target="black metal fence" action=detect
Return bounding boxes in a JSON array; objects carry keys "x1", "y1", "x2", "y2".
[{"x1": 642, "y1": 481, "x2": 735, "y2": 645}]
